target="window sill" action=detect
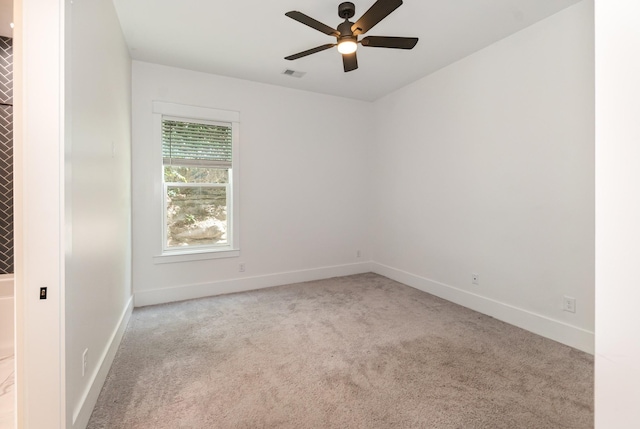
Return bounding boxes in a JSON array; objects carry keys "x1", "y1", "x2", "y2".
[{"x1": 153, "y1": 248, "x2": 240, "y2": 264}]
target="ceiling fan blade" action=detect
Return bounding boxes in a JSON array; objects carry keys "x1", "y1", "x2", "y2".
[
  {"x1": 361, "y1": 36, "x2": 418, "y2": 49},
  {"x1": 343, "y1": 52, "x2": 358, "y2": 72},
  {"x1": 285, "y1": 11, "x2": 340, "y2": 37},
  {"x1": 351, "y1": 0, "x2": 403, "y2": 36},
  {"x1": 285, "y1": 44, "x2": 336, "y2": 61}
]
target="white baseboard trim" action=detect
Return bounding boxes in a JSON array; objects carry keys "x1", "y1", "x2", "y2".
[
  {"x1": 72, "y1": 295, "x2": 134, "y2": 427},
  {"x1": 372, "y1": 262, "x2": 594, "y2": 354},
  {"x1": 134, "y1": 262, "x2": 373, "y2": 307}
]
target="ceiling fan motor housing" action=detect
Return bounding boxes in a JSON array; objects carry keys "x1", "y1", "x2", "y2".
[
  {"x1": 337, "y1": 20, "x2": 355, "y2": 38},
  {"x1": 338, "y1": 2, "x2": 356, "y2": 19}
]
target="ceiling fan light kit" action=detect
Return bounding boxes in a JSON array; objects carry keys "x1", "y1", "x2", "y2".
[
  {"x1": 337, "y1": 38, "x2": 358, "y2": 54},
  {"x1": 285, "y1": 0, "x2": 418, "y2": 72}
]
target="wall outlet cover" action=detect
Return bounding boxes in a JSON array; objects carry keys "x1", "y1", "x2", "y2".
[{"x1": 563, "y1": 296, "x2": 576, "y2": 313}]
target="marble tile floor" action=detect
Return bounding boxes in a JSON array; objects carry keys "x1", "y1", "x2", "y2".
[{"x1": 0, "y1": 354, "x2": 14, "y2": 429}]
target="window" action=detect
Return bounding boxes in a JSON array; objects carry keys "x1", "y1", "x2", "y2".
[{"x1": 153, "y1": 102, "x2": 239, "y2": 260}]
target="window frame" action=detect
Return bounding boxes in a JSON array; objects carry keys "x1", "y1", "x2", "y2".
[{"x1": 152, "y1": 101, "x2": 240, "y2": 263}]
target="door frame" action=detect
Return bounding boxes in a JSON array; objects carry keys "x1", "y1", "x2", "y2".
[{"x1": 14, "y1": 0, "x2": 65, "y2": 427}]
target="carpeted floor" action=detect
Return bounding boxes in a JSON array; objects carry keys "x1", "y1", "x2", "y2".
[{"x1": 87, "y1": 273, "x2": 593, "y2": 429}]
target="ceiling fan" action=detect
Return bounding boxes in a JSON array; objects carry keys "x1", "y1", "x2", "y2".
[{"x1": 284, "y1": 0, "x2": 419, "y2": 72}]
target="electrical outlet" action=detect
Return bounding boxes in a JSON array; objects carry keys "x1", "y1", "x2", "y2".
[
  {"x1": 563, "y1": 296, "x2": 576, "y2": 313},
  {"x1": 472, "y1": 273, "x2": 479, "y2": 285},
  {"x1": 82, "y1": 349, "x2": 88, "y2": 377},
  {"x1": 239, "y1": 263, "x2": 246, "y2": 273}
]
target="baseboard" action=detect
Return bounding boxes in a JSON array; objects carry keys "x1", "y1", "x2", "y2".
[
  {"x1": 133, "y1": 261, "x2": 594, "y2": 353},
  {"x1": 72, "y1": 295, "x2": 134, "y2": 427},
  {"x1": 134, "y1": 261, "x2": 373, "y2": 307},
  {"x1": 372, "y1": 262, "x2": 595, "y2": 354}
]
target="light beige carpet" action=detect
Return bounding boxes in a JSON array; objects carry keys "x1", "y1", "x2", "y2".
[{"x1": 87, "y1": 273, "x2": 593, "y2": 428}]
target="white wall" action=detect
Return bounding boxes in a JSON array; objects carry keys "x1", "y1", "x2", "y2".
[
  {"x1": 65, "y1": 0, "x2": 132, "y2": 427},
  {"x1": 132, "y1": 62, "x2": 372, "y2": 305},
  {"x1": 595, "y1": 0, "x2": 640, "y2": 426},
  {"x1": 370, "y1": 1, "x2": 595, "y2": 353}
]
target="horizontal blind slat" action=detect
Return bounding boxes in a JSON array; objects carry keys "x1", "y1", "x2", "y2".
[
  {"x1": 162, "y1": 158, "x2": 231, "y2": 168},
  {"x1": 162, "y1": 119, "x2": 232, "y2": 165}
]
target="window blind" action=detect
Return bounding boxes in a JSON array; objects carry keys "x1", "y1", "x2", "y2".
[{"x1": 162, "y1": 119, "x2": 232, "y2": 167}]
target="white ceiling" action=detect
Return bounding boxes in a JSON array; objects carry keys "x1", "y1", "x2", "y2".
[{"x1": 113, "y1": 0, "x2": 583, "y2": 101}]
